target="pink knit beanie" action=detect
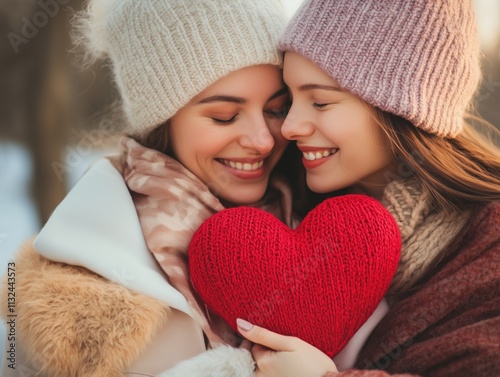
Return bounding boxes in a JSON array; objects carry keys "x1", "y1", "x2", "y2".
[{"x1": 279, "y1": 0, "x2": 482, "y2": 138}]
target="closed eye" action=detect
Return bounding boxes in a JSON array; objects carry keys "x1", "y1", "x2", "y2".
[
  {"x1": 313, "y1": 103, "x2": 329, "y2": 109},
  {"x1": 212, "y1": 114, "x2": 237, "y2": 125}
]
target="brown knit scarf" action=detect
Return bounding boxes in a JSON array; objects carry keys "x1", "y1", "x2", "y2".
[
  {"x1": 382, "y1": 179, "x2": 471, "y2": 300},
  {"x1": 109, "y1": 137, "x2": 297, "y2": 348}
]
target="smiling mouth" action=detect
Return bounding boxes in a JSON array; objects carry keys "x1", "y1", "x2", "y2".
[
  {"x1": 302, "y1": 148, "x2": 338, "y2": 161},
  {"x1": 218, "y1": 159, "x2": 265, "y2": 171}
]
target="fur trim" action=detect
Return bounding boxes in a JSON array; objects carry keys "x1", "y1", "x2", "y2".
[
  {"x1": 1, "y1": 239, "x2": 168, "y2": 377},
  {"x1": 158, "y1": 346, "x2": 254, "y2": 377}
]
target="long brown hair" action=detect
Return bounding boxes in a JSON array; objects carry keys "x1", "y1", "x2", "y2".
[
  {"x1": 373, "y1": 109, "x2": 500, "y2": 213},
  {"x1": 131, "y1": 120, "x2": 171, "y2": 155}
]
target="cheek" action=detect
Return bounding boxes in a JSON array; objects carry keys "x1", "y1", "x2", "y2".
[
  {"x1": 187, "y1": 139, "x2": 223, "y2": 159},
  {"x1": 171, "y1": 121, "x2": 224, "y2": 157},
  {"x1": 355, "y1": 126, "x2": 391, "y2": 167},
  {"x1": 336, "y1": 109, "x2": 380, "y2": 144},
  {"x1": 171, "y1": 131, "x2": 211, "y2": 167},
  {"x1": 169, "y1": 117, "x2": 192, "y2": 152}
]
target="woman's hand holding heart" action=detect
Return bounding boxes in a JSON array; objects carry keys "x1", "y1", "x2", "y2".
[{"x1": 237, "y1": 318, "x2": 339, "y2": 377}]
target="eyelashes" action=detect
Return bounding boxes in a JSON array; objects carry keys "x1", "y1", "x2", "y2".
[
  {"x1": 211, "y1": 115, "x2": 237, "y2": 125},
  {"x1": 313, "y1": 103, "x2": 329, "y2": 109},
  {"x1": 210, "y1": 105, "x2": 290, "y2": 126}
]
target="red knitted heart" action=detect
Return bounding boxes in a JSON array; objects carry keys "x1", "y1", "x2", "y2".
[{"x1": 189, "y1": 195, "x2": 401, "y2": 357}]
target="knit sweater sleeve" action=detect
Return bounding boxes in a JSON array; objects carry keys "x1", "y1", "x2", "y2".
[{"x1": 329, "y1": 203, "x2": 500, "y2": 377}]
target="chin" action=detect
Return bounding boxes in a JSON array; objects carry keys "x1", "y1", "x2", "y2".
[
  {"x1": 306, "y1": 177, "x2": 333, "y2": 194},
  {"x1": 219, "y1": 186, "x2": 267, "y2": 206}
]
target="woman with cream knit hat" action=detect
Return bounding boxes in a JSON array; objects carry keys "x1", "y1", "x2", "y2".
[
  {"x1": 1, "y1": 0, "x2": 297, "y2": 376},
  {"x1": 238, "y1": 0, "x2": 500, "y2": 376}
]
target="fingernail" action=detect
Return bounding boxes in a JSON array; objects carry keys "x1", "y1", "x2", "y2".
[{"x1": 237, "y1": 318, "x2": 254, "y2": 331}]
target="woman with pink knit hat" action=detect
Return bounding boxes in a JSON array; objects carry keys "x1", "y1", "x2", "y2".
[{"x1": 238, "y1": 0, "x2": 500, "y2": 376}]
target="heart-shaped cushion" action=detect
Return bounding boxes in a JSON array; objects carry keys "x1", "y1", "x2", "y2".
[{"x1": 189, "y1": 194, "x2": 401, "y2": 357}]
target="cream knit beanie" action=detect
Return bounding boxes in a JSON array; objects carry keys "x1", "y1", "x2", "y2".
[
  {"x1": 77, "y1": 0, "x2": 287, "y2": 132},
  {"x1": 279, "y1": 0, "x2": 482, "y2": 138}
]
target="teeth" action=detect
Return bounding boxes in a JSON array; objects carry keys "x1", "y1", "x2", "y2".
[
  {"x1": 221, "y1": 159, "x2": 264, "y2": 171},
  {"x1": 303, "y1": 149, "x2": 337, "y2": 161}
]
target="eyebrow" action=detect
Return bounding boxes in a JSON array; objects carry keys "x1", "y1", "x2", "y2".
[
  {"x1": 196, "y1": 87, "x2": 288, "y2": 105},
  {"x1": 197, "y1": 95, "x2": 246, "y2": 105},
  {"x1": 299, "y1": 84, "x2": 344, "y2": 92}
]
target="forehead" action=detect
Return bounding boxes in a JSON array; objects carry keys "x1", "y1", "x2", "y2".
[
  {"x1": 194, "y1": 64, "x2": 284, "y2": 102},
  {"x1": 283, "y1": 52, "x2": 340, "y2": 87}
]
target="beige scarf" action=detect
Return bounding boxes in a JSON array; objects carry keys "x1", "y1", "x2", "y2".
[
  {"x1": 110, "y1": 137, "x2": 297, "y2": 347},
  {"x1": 382, "y1": 179, "x2": 471, "y2": 299}
]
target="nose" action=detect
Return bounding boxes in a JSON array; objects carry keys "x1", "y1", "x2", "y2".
[
  {"x1": 281, "y1": 103, "x2": 314, "y2": 140},
  {"x1": 239, "y1": 115, "x2": 275, "y2": 154}
]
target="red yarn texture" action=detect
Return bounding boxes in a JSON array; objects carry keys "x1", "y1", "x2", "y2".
[{"x1": 189, "y1": 195, "x2": 401, "y2": 358}]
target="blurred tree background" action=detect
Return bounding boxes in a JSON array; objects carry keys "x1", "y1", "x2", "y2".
[
  {"x1": 0, "y1": 0, "x2": 119, "y2": 224},
  {"x1": 0, "y1": 0, "x2": 499, "y2": 226}
]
